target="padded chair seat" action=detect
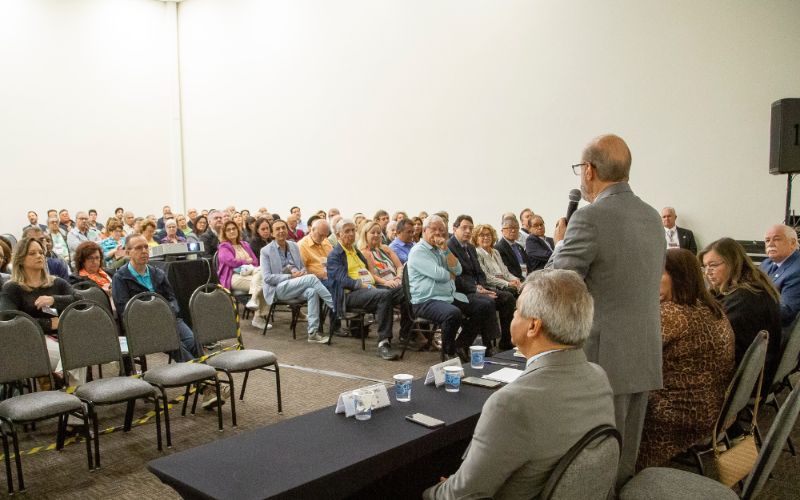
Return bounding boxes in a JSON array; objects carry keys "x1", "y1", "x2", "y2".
[
  {"x1": 206, "y1": 349, "x2": 277, "y2": 371},
  {"x1": 74, "y1": 376, "x2": 156, "y2": 404},
  {"x1": 143, "y1": 362, "x2": 217, "y2": 386},
  {"x1": 274, "y1": 298, "x2": 305, "y2": 306},
  {"x1": 0, "y1": 391, "x2": 82, "y2": 421},
  {"x1": 620, "y1": 467, "x2": 739, "y2": 500}
]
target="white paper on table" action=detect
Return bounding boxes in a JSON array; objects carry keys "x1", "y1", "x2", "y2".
[
  {"x1": 335, "y1": 383, "x2": 391, "y2": 417},
  {"x1": 424, "y1": 358, "x2": 463, "y2": 387},
  {"x1": 482, "y1": 367, "x2": 524, "y2": 384}
]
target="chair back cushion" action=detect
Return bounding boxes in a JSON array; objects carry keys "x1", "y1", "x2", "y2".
[
  {"x1": 58, "y1": 300, "x2": 121, "y2": 372},
  {"x1": 773, "y1": 318, "x2": 800, "y2": 387},
  {"x1": 189, "y1": 284, "x2": 238, "y2": 345},
  {"x1": 541, "y1": 424, "x2": 621, "y2": 500},
  {"x1": 0, "y1": 311, "x2": 52, "y2": 383},
  {"x1": 123, "y1": 292, "x2": 180, "y2": 357},
  {"x1": 73, "y1": 281, "x2": 114, "y2": 318},
  {"x1": 718, "y1": 331, "x2": 768, "y2": 431}
]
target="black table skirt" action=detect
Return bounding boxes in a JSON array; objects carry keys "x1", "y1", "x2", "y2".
[{"x1": 150, "y1": 258, "x2": 216, "y2": 328}]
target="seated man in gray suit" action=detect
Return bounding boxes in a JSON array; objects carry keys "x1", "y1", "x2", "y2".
[{"x1": 424, "y1": 269, "x2": 616, "y2": 500}]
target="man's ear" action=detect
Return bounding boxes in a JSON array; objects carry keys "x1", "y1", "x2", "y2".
[{"x1": 527, "y1": 317, "x2": 541, "y2": 339}]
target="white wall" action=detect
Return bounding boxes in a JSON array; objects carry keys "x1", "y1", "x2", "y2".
[
  {"x1": 0, "y1": 0, "x2": 175, "y2": 232},
  {"x1": 2, "y1": 0, "x2": 800, "y2": 249}
]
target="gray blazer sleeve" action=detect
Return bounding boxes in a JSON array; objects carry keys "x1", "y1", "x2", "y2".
[{"x1": 546, "y1": 210, "x2": 598, "y2": 278}]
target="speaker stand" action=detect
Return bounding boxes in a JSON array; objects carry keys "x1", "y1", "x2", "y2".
[{"x1": 785, "y1": 173, "x2": 795, "y2": 225}]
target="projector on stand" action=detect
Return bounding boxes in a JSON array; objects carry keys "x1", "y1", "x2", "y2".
[{"x1": 149, "y1": 241, "x2": 205, "y2": 261}]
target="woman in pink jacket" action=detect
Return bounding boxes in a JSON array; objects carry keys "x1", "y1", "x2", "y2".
[{"x1": 217, "y1": 221, "x2": 270, "y2": 330}]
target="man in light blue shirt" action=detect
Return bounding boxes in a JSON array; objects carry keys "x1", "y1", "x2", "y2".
[
  {"x1": 407, "y1": 215, "x2": 476, "y2": 362},
  {"x1": 388, "y1": 218, "x2": 415, "y2": 264}
]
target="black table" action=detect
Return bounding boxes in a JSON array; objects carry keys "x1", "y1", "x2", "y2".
[
  {"x1": 148, "y1": 364, "x2": 510, "y2": 499},
  {"x1": 150, "y1": 258, "x2": 216, "y2": 328}
]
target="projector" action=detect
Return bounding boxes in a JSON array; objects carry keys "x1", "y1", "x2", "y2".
[{"x1": 149, "y1": 241, "x2": 205, "y2": 260}]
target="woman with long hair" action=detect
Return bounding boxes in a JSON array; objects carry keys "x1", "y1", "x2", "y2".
[
  {"x1": 699, "y1": 237, "x2": 782, "y2": 387},
  {"x1": 217, "y1": 221, "x2": 269, "y2": 330},
  {"x1": 637, "y1": 248, "x2": 734, "y2": 469}
]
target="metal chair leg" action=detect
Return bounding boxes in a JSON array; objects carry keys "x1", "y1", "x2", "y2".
[
  {"x1": 158, "y1": 387, "x2": 172, "y2": 448},
  {"x1": 223, "y1": 371, "x2": 237, "y2": 428},
  {"x1": 10, "y1": 425, "x2": 23, "y2": 492},
  {"x1": 191, "y1": 383, "x2": 201, "y2": 415},
  {"x1": 214, "y1": 378, "x2": 223, "y2": 431},
  {"x1": 123, "y1": 400, "x2": 135, "y2": 431},
  {"x1": 240, "y1": 371, "x2": 250, "y2": 400},
  {"x1": 274, "y1": 364, "x2": 283, "y2": 413},
  {"x1": 181, "y1": 385, "x2": 191, "y2": 416},
  {"x1": 56, "y1": 413, "x2": 66, "y2": 451},
  {"x1": 81, "y1": 407, "x2": 94, "y2": 470},
  {"x1": 1, "y1": 422, "x2": 14, "y2": 495},
  {"x1": 154, "y1": 395, "x2": 163, "y2": 451}
]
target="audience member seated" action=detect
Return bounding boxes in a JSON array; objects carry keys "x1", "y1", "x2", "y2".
[
  {"x1": 373, "y1": 209, "x2": 391, "y2": 245},
  {"x1": 1, "y1": 236, "x2": 85, "y2": 384},
  {"x1": 46, "y1": 216, "x2": 70, "y2": 262},
  {"x1": 243, "y1": 216, "x2": 256, "y2": 241},
  {"x1": 200, "y1": 210, "x2": 224, "y2": 256},
  {"x1": 30, "y1": 230, "x2": 70, "y2": 280},
  {"x1": 353, "y1": 213, "x2": 366, "y2": 228},
  {"x1": 700, "y1": 238, "x2": 782, "y2": 389},
  {"x1": 157, "y1": 205, "x2": 173, "y2": 230},
  {"x1": 448, "y1": 215, "x2": 515, "y2": 352},
  {"x1": 407, "y1": 215, "x2": 476, "y2": 361},
  {"x1": 389, "y1": 218, "x2": 415, "y2": 264},
  {"x1": 58, "y1": 209, "x2": 74, "y2": 233},
  {"x1": 23, "y1": 210, "x2": 47, "y2": 233},
  {"x1": 327, "y1": 218, "x2": 408, "y2": 360},
  {"x1": 298, "y1": 219, "x2": 333, "y2": 282},
  {"x1": 186, "y1": 208, "x2": 199, "y2": 230},
  {"x1": 393, "y1": 211, "x2": 408, "y2": 222},
  {"x1": 411, "y1": 216, "x2": 423, "y2": 243},
  {"x1": 248, "y1": 217, "x2": 273, "y2": 258},
  {"x1": 100, "y1": 219, "x2": 128, "y2": 269},
  {"x1": 518, "y1": 207, "x2": 534, "y2": 241},
  {"x1": 525, "y1": 214, "x2": 554, "y2": 272},
  {"x1": 100, "y1": 216, "x2": 117, "y2": 239},
  {"x1": 328, "y1": 215, "x2": 342, "y2": 247},
  {"x1": 138, "y1": 220, "x2": 159, "y2": 248},
  {"x1": 290, "y1": 206, "x2": 307, "y2": 233},
  {"x1": 495, "y1": 215, "x2": 531, "y2": 280},
  {"x1": 358, "y1": 221, "x2": 403, "y2": 288},
  {"x1": 67, "y1": 211, "x2": 101, "y2": 254},
  {"x1": 761, "y1": 224, "x2": 800, "y2": 333},
  {"x1": 286, "y1": 213, "x2": 305, "y2": 242},
  {"x1": 260, "y1": 219, "x2": 333, "y2": 343},
  {"x1": 159, "y1": 219, "x2": 187, "y2": 244},
  {"x1": 193, "y1": 215, "x2": 209, "y2": 238},
  {"x1": 71, "y1": 241, "x2": 113, "y2": 296},
  {"x1": 637, "y1": 248, "x2": 734, "y2": 470},
  {"x1": 386, "y1": 220, "x2": 398, "y2": 242},
  {"x1": 217, "y1": 221, "x2": 270, "y2": 330},
  {"x1": 472, "y1": 223, "x2": 521, "y2": 294},
  {"x1": 423, "y1": 269, "x2": 615, "y2": 499},
  {"x1": 88, "y1": 209, "x2": 104, "y2": 232},
  {"x1": 112, "y1": 235, "x2": 215, "y2": 405},
  {"x1": 123, "y1": 211, "x2": 137, "y2": 235},
  {"x1": 0, "y1": 239, "x2": 9, "y2": 280},
  {"x1": 176, "y1": 213, "x2": 196, "y2": 240}
]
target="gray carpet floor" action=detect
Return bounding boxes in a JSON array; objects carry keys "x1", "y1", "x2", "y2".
[{"x1": 2, "y1": 309, "x2": 799, "y2": 499}]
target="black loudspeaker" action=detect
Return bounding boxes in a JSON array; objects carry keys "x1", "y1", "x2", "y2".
[{"x1": 770, "y1": 98, "x2": 800, "y2": 174}]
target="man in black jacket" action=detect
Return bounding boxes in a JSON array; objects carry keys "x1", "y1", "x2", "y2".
[
  {"x1": 200, "y1": 210, "x2": 224, "y2": 257},
  {"x1": 448, "y1": 215, "x2": 515, "y2": 352}
]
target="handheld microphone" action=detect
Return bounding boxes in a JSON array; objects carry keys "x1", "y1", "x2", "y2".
[{"x1": 566, "y1": 189, "x2": 581, "y2": 223}]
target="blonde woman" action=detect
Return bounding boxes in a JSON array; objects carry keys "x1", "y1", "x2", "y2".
[
  {"x1": 358, "y1": 221, "x2": 403, "y2": 288},
  {"x1": 471, "y1": 224, "x2": 522, "y2": 294}
]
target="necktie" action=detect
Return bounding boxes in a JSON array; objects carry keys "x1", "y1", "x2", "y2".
[
  {"x1": 512, "y1": 243, "x2": 524, "y2": 263},
  {"x1": 768, "y1": 262, "x2": 778, "y2": 276}
]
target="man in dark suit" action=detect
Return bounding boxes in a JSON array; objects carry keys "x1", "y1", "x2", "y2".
[
  {"x1": 448, "y1": 215, "x2": 516, "y2": 352},
  {"x1": 549, "y1": 134, "x2": 665, "y2": 488},
  {"x1": 424, "y1": 269, "x2": 616, "y2": 499},
  {"x1": 761, "y1": 224, "x2": 800, "y2": 332},
  {"x1": 661, "y1": 207, "x2": 697, "y2": 254},
  {"x1": 525, "y1": 214, "x2": 554, "y2": 271},
  {"x1": 200, "y1": 209, "x2": 224, "y2": 257},
  {"x1": 494, "y1": 216, "x2": 531, "y2": 280},
  {"x1": 22, "y1": 210, "x2": 48, "y2": 234}
]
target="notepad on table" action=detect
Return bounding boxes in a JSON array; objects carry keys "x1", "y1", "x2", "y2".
[{"x1": 482, "y1": 367, "x2": 523, "y2": 384}]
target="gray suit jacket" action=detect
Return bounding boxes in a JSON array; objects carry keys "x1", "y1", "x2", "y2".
[
  {"x1": 548, "y1": 182, "x2": 665, "y2": 395},
  {"x1": 259, "y1": 240, "x2": 306, "y2": 304},
  {"x1": 424, "y1": 349, "x2": 615, "y2": 500}
]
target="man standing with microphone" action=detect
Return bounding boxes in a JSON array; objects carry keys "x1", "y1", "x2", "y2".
[{"x1": 547, "y1": 134, "x2": 665, "y2": 489}]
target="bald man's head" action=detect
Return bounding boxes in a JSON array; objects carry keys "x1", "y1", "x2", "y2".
[{"x1": 582, "y1": 134, "x2": 631, "y2": 182}]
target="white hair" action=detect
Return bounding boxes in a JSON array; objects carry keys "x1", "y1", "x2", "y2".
[
  {"x1": 519, "y1": 269, "x2": 594, "y2": 347},
  {"x1": 422, "y1": 214, "x2": 444, "y2": 229},
  {"x1": 335, "y1": 218, "x2": 355, "y2": 235}
]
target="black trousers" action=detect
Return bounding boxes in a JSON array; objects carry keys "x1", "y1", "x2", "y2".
[
  {"x1": 413, "y1": 299, "x2": 480, "y2": 355},
  {"x1": 346, "y1": 286, "x2": 409, "y2": 343}
]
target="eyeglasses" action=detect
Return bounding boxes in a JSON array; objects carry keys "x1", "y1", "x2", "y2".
[
  {"x1": 571, "y1": 163, "x2": 587, "y2": 175},
  {"x1": 130, "y1": 245, "x2": 149, "y2": 252},
  {"x1": 86, "y1": 255, "x2": 102, "y2": 261},
  {"x1": 701, "y1": 261, "x2": 725, "y2": 273}
]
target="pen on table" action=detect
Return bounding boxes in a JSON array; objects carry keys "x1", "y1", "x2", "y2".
[{"x1": 483, "y1": 360, "x2": 517, "y2": 367}]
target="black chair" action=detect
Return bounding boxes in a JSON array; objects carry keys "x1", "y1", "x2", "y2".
[
  {"x1": 0, "y1": 311, "x2": 93, "y2": 494},
  {"x1": 541, "y1": 424, "x2": 621, "y2": 500},
  {"x1": 265, "y1": 297, "x2": 306, "y2": 339},
  {"x1": 341, "y1": 291, "x2": 370, "y2": 351},
  {"x1": 189, "y1": 284, "x2": 282, "y2": 427},
  {"x1": 400, "y1": 266, "x2": 438, "y2": 360},
  {"x1": 123, "y1": 292, "x2": 223, "y2": 448},
  {"x1": 0, "y1": 234, "x2": 17, "y2": 251},
  {"x1": 71, "y1": 279, "x2": 114, "y2": 319},
  {"x1": 683, "y1": 331, "x2": 769, "y2": 476},
  {"x1": 620, "y1": 382, "x2": 800, "y2": 500},
  {"x1": 58, "y1": 300, "x2": 162, "y2": 468}
]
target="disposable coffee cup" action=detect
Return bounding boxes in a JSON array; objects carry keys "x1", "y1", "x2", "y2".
[
  {"x1": 393, "y1": 374, "x2": 413, "y2": 402},
  {"x1": 444, "y1": 366, "x2": 463, "y2": 393},
  {"x1": 354, "y1": 388, "x2": 374, "y2": 421},
  {"x1": 470, "y1": 346, "x2": 486, "y2": 369}
]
